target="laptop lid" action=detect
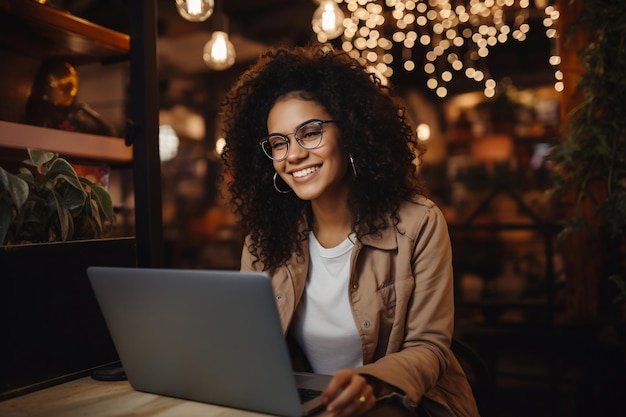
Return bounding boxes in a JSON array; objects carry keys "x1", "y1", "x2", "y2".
[{"x1": 87, "y1": 267, "x2": 329, "y2": 417}]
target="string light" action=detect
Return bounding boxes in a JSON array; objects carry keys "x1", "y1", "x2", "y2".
[
  {"x1": 542, "y1": 4, "x2": 562, "y2": 92},
  {"x1": 319, "y1": 0, "x2": 559, "y2": 97}
]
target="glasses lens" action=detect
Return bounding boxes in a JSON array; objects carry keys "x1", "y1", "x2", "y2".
[
  {"x1": 263, "y1": 135, "x2": 289, "y2": 160},
  {"x1": 296, "y1": 121, "x2": 324, "y2": 149}
]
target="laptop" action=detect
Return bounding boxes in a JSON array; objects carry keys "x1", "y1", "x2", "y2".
[{"x1": 87, "y1": 266, "x2": 331, "y2": 417}]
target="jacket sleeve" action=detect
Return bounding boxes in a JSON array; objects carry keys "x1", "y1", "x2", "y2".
[
  {"x1": 358, "y1": 204, "x2": 455, "y2": 411},
  {"x1": 240, "y1": 235, "x2": 260, "y2": 271}
]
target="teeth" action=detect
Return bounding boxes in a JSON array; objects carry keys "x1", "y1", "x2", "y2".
[{"x1": 292, "y1": 166, "x2": 319, "y2": 178}]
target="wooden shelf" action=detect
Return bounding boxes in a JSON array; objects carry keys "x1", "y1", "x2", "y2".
[
  {"x1": 0, "y1": 0, "x2": 129, "y2": 64},
  {"x1": 0, "y1": 121, "x2": 132, "y2": 162}
]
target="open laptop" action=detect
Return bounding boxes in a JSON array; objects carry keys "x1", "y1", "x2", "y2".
[{"x1": 87, "y1": 266, "x2": 331, "y2": 417}]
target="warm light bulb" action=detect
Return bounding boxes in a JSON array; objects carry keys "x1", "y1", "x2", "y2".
[
  {"x1": 159, "y1": 124, "x2": 180, "y2": 162},
  {"x1": 175, "y1": 0, "x2": 214, "y2": 22},
  {"x1": 416, "y1": 123, "x2": 431, "y2": 141},
  {"x1": 203, "y1": 31, "x2": 236, "y2": 71},
  {"x1": 214, "y1": 137, "x2": 226, "y2": 155},
  {"x1": 312, "y1": 0, "x2": 345, "y2": 40}
]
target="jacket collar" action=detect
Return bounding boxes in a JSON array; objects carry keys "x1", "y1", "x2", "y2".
[
  {"x1": 296, "y1": 211, "x2": 399, "y2": 252},
  {"x1": 282, "y1": 212, "x2": 399, "y2": 295}
]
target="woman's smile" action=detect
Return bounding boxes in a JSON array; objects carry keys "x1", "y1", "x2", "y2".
[{"x1": 292, "y1": 165, "x2": 320, "y2": 179}]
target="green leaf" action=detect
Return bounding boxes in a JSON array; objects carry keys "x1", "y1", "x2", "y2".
[
  {"x1": 48, "y1": 158, "x2": 83, "y2": 189},
  {"x1": 51, "y1": 188, "x2": 73, "y2": 241},
  {"x1": 86, "y1": 179, "x2": 115, "y2": 223},
  {"x1": 50, "y1": 175, "x2": 86, "y2": 208},
  {"x1": 89, "y1": 198, "x2": 103, "y2": 234},
  {"x1": 0, "y1": 166, "x2": 9, "y2": 191},
  {"x1": 0, "y1": 166, "x2": 29, "y2": 209},
  {"x1": 27, "y1": 149, "x2": 56, "y2": 167},
  {"x1": 16, "y1": 168, "x2": 34, "y2": 185},
  {"x1": 44, "y1": 159, "x2": 88, "y2": 213}
]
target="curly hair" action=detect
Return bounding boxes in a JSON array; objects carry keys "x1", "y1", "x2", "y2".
[{"x1": 221, "y1": 44, "x2": 426, "y2": 270}]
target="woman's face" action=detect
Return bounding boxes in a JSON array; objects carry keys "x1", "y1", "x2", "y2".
[{"x1": 267, "y1": 96, "x2": 349, "y2": 204}]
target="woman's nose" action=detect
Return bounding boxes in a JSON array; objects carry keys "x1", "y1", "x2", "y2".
[{"x1": 286, "y1": 136, "x2": 308, "y2": 161}]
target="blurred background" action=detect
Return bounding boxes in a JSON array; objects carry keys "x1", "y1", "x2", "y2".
[
  {"x1": 70, "y1": 0, "x2": 561, "y2": 273},
  {"x1": 3, "y1": 1, "x2": 624, "y2": 416}
]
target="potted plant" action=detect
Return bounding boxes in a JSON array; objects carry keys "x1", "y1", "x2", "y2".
[
  {"x1": 0, "y1": 149, "x2": 114, "y2": 245},
  {"x1": 547, "y1": 0, "x2": 626, "y2": 314},
  {"x1": 0, "y1": 149, "x2": 136, "y2": 399}
]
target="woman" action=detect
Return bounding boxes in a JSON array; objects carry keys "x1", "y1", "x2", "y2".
[{"x1": 221, "y1": 45, "x2": 479, "y2": 417}]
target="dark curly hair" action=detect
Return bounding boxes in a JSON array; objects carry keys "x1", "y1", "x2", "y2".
[{"x1": 221, "y1": 44, "x2": 426, "y2": 270}]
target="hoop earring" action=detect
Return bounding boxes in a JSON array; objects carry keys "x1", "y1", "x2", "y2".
[
  {"x1": 349, "y1": 154, "x2": 358, "y2": 179},
  {"x1": 273, "y1": 172, "x2": 291, "y2": 194}
]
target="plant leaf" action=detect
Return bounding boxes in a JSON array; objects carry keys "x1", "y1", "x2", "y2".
[
  {"x1": 51, "y1": 187, "x2": 73, "y2": 241},
  {"x1": 84, "y1": 178, "x2": 115, "y2": 223},
  {"x1": 51, "y1": 176, "x2": 87, "y2": 210},
  {"x1": 89, "y1": 198, "x2": 103, "y2": 234},
  {"x1": 0, "y1": 166, "x2": 29, "y2": 209},
  {"x1": 27, "y1": 149, "x2": 56, "y2": 167},
  {"x1": 48, "y1": 158, "x2": 84, "y2": 190},
  {"x1": 16, "y1": 168, "x2": 34, "y2": 185}
]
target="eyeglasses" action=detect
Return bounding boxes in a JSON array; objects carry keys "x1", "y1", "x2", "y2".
[{"x1": 259, "y1": 119, "x2": 335, "y2": 161}]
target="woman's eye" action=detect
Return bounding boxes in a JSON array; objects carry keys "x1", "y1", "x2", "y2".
[
  {"x1": 299, "y1": 127, "x2": 322, "y2": 140},
  {"x1": 271, "y1": 140, "x2": 287, "y2": 149}
]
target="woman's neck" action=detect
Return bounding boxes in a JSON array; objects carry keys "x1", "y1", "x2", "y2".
[{"x1": 311, "y1": 199, "x2": 352, "y2": 248}]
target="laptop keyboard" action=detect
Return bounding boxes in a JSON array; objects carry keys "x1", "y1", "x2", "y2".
[{"x1": 298, "y1": 388, "x2": 323, "y2": 403}]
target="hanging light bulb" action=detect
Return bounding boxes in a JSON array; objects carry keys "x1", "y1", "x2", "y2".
[
  {"x1": 312, "y1": 0, "x2": 345, "y2": 41},
  {"x1": 175, "y1": 0, "x2": 214, "y2": 22},
  {"x1": 203, "y1": 31, "x2": 236, "y2": 70}
]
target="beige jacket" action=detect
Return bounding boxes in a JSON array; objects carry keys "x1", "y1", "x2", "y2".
[{"x1": 240, "y1": 196, "x2": 479, "y2": 417}]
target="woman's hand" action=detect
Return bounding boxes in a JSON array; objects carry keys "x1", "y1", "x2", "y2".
[{"x1": 322, "y1": 369, "x2": 376, "y2": 417}]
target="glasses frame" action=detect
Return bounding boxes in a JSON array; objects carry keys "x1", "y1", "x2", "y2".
[{"x1": 259, "y1": 119, "x2": 336, "y2": 161}]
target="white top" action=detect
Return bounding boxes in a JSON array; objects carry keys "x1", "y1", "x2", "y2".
[{"x1": 293, "y1": 232, "x2": 362, "y2": 375}]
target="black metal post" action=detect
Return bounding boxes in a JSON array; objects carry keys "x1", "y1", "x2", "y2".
[{"x1": 128, "y1": 1, "x2": 164, "y2": 267}]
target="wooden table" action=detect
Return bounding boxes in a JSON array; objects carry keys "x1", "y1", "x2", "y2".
[
  {"x1": 0, "y1": 377, "x2": 416, "y2": 417},
  {"x1": 0, "y1": 376, "x2": 313, "y2": 417}
]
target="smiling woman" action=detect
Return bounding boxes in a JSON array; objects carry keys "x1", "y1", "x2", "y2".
[{"x1": 220, "y1": 44, "x2": 479, "y2": 417}]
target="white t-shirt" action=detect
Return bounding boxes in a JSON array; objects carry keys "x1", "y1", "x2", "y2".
[{"x1": 293, "y1": 232, "x2": 363, "y2": 375}]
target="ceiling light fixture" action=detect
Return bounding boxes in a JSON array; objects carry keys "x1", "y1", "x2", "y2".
[
  {"x1": 312, "y1": 0, "x2": 346, "y2": 42},
  {"x1": 175, "y1": 0, "x2": 215, "y2": 22},
  {"x1": 203, "y1": 30, "x2": 236, "y2": 70},
  {"x1": 203, "y1": 10, "x2": 236, "y2": 71}
]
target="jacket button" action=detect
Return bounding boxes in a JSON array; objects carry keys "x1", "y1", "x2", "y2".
[{"x1": 362, "y1": 320, "x2": 370, "y2": 328}]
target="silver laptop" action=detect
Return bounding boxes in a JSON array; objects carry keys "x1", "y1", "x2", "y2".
[{"x1": 87, "y1": 266, "x2": 331, "y2": 417}]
